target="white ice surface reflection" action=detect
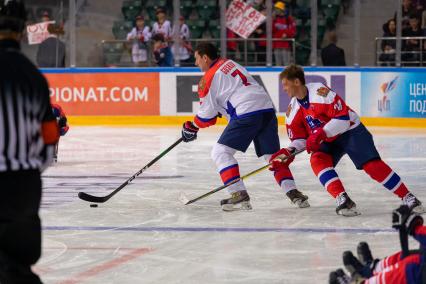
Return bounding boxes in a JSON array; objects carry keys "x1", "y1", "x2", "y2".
[{"x1": 36, "y1": 126, "x2": 426, "y2": 284}]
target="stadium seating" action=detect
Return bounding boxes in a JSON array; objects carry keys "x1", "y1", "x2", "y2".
[
  {"x1": 102, "y1": 42, "x2": 125, "y2": 66},
  {"x1": 196, "y1": 0, "x2": 217, "y2": 19},
  {"x1": 122, "y1": 0, "x2": 142, "y2": 21},
  {"x1": 187, "y1": 19, "x2": 206, "y2": 39},
  {"x1": 145, "y1": 0, "x2": 167, "y2": 21},
  {"x1": 112, "y1": 0, "x2": 344, "y2": 66},
  {"x1": 180, "y1": 0, "x2": 193, "y2": 18},
  {"x1": 112, "y1": 20, "x2": 133, "y2": 40},
  {"x1": 208, "y1": 19, "x2": 220, "y2": 39}
]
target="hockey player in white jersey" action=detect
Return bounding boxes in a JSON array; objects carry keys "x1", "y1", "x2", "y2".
[{"x1": 181, "y1": 43, "x2": 309, "y2": 211}]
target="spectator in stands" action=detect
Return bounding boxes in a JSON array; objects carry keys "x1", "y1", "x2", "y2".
[
  {"x1": 321, "y1": 31, "x2": 346, "y2": 66},
  {"x1": 413, "y1": 0, "x2": 426, "y2": 15},
  {"x1": 253, "y1": 7, "x2": 267, "y2": 64},
  {"x1": 152, "y1": 8, "x2": 172, "y2": 41},
  {"x1": 395, "y1": 0, "x2": 417, "y2": 30},
  {"x1": 152, "y1": 33, "x2": 173, "y2": 67},
  {"x1": 402, "y1": 13, "x2": 423, "y2": 66},
  {"x1": 36, "y1": 24, "x2": 66, "y2": 67},
  {"x1": 272, "y1": 1, "x2": 296, "y2": 66},
  {"x1": 422, "y1": 9, "x2": 426, "y2": 31},
  {"x1": 127, "y1": 15, "x2": 151, "y2": 66},
  {"x1": 227, "y1": 29, "x2": 238, "y2": 60},
  {"x1": 171, "y1": 16, "x2": 193, "y2": 66},
  {"x1": 379, "y1": 19, "x2": 397, "y2": 66},
  {"x1": 41, "y1": 11, "x2": 50, "y2": 22}
]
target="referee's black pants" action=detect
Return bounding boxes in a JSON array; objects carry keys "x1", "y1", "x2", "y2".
[{"x1": 0, "y1": 170, "x2": 43, "y2": 284}]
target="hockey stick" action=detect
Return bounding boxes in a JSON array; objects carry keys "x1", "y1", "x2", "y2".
[
  {"x1": 78, "y1": 137, "x2": 184, "y2": 203},
  {"x1": 399, "y1": 226, "x2": 409, "y2": 259},
  {"x1": 179, "y1": 148, "x2": 305, "y2": 205}
]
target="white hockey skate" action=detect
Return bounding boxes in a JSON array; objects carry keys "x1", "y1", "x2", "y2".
[
  {"x1": 221, "y1": 190, "x2": 252, "y2": 211},
  {"x1": 402, "y1": 193, "x2": 426, "y2": 214},
  {"x1": 286, "y1": 189, "x2": 310, "y2": 208},
  {"x1": 336, "y1": 192, "x2": 361, "y2": 217}
]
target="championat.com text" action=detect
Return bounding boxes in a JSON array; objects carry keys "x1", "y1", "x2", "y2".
[{"x1": 49, "y1": 86, "x2": 149, "y2": 103}]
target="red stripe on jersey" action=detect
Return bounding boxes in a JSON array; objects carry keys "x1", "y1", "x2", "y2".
[
  {"x1": 194, "y1": 115, "x2": 217, "y2": 128},
  {"x1": 198, "y1": 58, "x2": 228, "y2": 99}
]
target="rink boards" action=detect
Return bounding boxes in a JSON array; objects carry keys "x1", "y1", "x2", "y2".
[{"x1": 41, "y1": 67, "x2": 426, "y2": 127}]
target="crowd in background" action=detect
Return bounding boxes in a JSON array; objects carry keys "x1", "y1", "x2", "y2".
[{"x1": 380, "y1": 0, "x2": 426, "y2": 66}]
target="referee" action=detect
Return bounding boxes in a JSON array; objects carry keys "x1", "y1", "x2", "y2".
[{"x1": 0, "y1": 0, "x2": 59, "y2": 283}]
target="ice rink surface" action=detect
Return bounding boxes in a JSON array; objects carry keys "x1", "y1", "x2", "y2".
[{"x1": 35, "y1": 126, "x2": 426, "y2": 284}]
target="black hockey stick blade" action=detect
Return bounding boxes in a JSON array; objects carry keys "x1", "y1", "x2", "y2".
[
  {"x1": 78, "y1": 138, "x2": 183, "y2": 203},
  {"x1": 78, "y1": 191, "x2": 110, "y2": 203}
]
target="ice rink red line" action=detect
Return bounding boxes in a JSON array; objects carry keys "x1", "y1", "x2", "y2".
[
  {"x1": 58, "y1": 247, "x2": 152, "y2": 284},
  {"x1": 44, "y1": 246, "x2": 138, "y2": 250}
]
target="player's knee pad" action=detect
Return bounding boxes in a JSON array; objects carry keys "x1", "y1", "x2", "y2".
[
  {"x1": 310, "y1": 151, "x2": 333, "y2": 175},
  {"x1": 211, "y1": 143, "x2": 238, "y2": 168}
]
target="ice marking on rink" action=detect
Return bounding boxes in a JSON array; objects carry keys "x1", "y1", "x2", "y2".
[
  {"x1": 58, "y1": 247, "x2": 152, "y2": 284},
  {"x1": 42, "y1": 175, "x2": 184, "y2": 179},
  {"x1": 42, "y1": 226, "x2": 394, "y2": 234}
]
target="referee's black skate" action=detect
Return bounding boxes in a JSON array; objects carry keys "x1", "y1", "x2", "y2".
[
  {"x1": 286, "y1": 189, "x2": 310, "y2": 208},
  {"x1": 336, "y1": 192, "x2": 360, "y2": 217},
  {"x1": 221, "y1": 190, "x2": 252, "y2": 211}
]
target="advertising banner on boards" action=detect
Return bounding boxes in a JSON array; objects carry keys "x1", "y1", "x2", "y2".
[
  {"x1": 45, "y1": 73, "x2": 160, "y2": 115},
  {"x1": 361, "y1": 71, "x2": 426, "y2": 118}
]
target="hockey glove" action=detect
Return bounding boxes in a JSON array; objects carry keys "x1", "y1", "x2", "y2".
[
  {"x1": 268, "y1": 148, "x2": 295, "y2": 171},
  {"x1": 392, "y1": 205, "x2": 424, "y2": 235},
  {"x1": 182, "y1": 121, "x2": 199, "y2": 142},
  {"x1": 306, "y1": 128, "x2": 327, "y2": 154}
]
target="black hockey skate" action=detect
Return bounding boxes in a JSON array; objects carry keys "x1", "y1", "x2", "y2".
[
  {"x1": 329, "y1": 268, "x2": 351, "y2": 284},
  {"x1": 336, "y1": 192, "x2": 360, "y2": 217},
  {"x1": 402, "y1": 193, "x2": 425, "y2": 214},
  {"x1": 220, "y1": 190, "x2": 252, "y2": 211},
  {"x1": 357, "y1": 242, "x2": 379, "y2": 277},
  {"x1": 286, "y1": 189, "x2": 310, "y2": 208},
  {"x1": 343, "y1": 250, "x2": 373, "y2": 278}
]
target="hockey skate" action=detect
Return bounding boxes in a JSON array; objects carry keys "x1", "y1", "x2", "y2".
[
  {"x1": 329, "y1": 268, "x2": 351, "y2": 284},
  {"x1": 402, "y1": 193, "x2": 425, "y2": 214},
  {"x1": 343, "y1": 250, "x2": 373, "y2": 278},
  {"x1": 356, "y1": 242, "x2": 379, "y2": 276},
  {"x1": 286, "y1": 189, "x2": 310, "y2": 208},
  {"x1": 336, "y1": 192, "x2": 360, "y2": 217},
  {"x1": 221, "y1": 190, "x2": 252, "y2": 211}
]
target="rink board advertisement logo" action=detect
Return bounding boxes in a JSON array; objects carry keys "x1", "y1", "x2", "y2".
[
  {"x1": 45, "y1": 73, "x2": 160, "y2": 115},
  {"x1": 278, "y1": 73, "x2": 347, "y2": 112},
  {"x1": 361, "y1": 72, "x2": 426, "y2": 118},
  {"x1": 176, "y1": 75, "x2": 268, "y2": 113}
]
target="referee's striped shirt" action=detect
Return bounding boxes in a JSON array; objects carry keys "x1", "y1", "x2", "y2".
[{"x1": 0, "y1": 39, "x2": 55, "y2": 172}]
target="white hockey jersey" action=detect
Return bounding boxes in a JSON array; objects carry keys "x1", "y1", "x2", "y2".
[{"x1": 194, "y1": 58, "x2": 274, "y2": 128}]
